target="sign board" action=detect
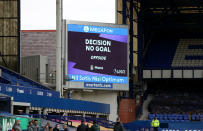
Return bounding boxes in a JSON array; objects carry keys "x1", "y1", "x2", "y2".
[
  {"x1": 64, "y1": 21, "x2": 129, "y2": 90},
  {"x1": 0, "y1": 116, "x2": 41, "y2": 131},
  {"x1": 0, "y1": 84, "x2": 59, "y2": 98}
]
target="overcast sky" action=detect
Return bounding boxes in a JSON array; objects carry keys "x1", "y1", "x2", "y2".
[{"x1": 21, "y1": 0, "x2": 116, "y2": 30}]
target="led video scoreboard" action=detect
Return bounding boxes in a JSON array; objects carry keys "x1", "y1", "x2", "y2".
[{"x1": 64, "y1": 21, "x2": 129, "y2": 90}]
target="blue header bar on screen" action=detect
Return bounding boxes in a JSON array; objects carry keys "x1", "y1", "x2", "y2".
[{"x1": 68, "y1": 24, "x2": 128, "y2": 35}]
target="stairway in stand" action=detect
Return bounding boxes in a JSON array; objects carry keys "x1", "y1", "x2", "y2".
[{"x1": 139, "y1": 95, "x2": 153, "y2": 120}]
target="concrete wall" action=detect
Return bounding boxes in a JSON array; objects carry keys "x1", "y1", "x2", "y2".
[
  {"x1": 21, "y1": 55, "x2": 48, "y2": 83},
  {"x1": 20, "y1": 31, "x2": 56, "y2": 73},
  {"x1": 0, "y1": 0, "x2": 20, "y2": 71},
  {"x1": 71, "y1": 90, "x2": 118, "y2": 121},
  {"x1": 40, "y1": 55, "x2": 49, "y2": 83}
]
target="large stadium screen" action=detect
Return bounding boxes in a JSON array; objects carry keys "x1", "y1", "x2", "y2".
[{"x1": 65, "y1": 21, "x2": 129, "y2": 90}]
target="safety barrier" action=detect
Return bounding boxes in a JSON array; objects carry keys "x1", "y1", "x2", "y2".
[{"x1": 28, "y1": 114, "x2": 114, "y2": 129}]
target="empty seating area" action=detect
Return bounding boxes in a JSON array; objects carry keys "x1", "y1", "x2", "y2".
[
  {"x1": 144, "y1": 36, "x2": 178, "y2": 68},
  {"x1": 0, "y1": 65, "x2": 50, "y2": 90},
  {"x1": 185, "y1": 56, "x2": 203, "y2": 60},
  {"x1": 172, "y1": 39, "x2": 203, "y2": 67},
  {"x1": 188, "y1": 44, "x2": 203, "y2": 49},
  {"x1": 123, "y1": 120, "x2": 203, "y2": 130},
  {"x1": 148, "y1": 93, "x2": 203, "y2": 114},
  {"x1": 148, "y1": 113, "x2": 203, "y2": 122},
  {"x1": 0, "y1": 65, "x2": 110, "y2": 116},
  {"x1": 147, "y1": 84, "x2": 203, "y2": 122},
  {"x1": 144, "y1": 34, "x2": 203, "y2": 69}
]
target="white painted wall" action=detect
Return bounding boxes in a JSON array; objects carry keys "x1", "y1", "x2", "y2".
[{"x1": 72, "y1": 90, "x2": 118, "y2": 121}]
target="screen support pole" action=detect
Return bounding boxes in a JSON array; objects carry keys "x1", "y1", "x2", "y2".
[{"x1": 56, "y1": 0, "x2": 63, "y2": 97}]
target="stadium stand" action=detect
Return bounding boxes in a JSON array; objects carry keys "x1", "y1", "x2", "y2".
[
  {"x1": 144, "y1": 36, "x2": 203, "y2": 69},
  {"x1": 144, "y1": 35, "x2": 179, "y2": 68},
  {"x1": 0, "y1": 65, "x2": 50, "y2": 90},
  {"x1": 146, "y1": 84, "x2": 203, "y2": 123},
  {"x1": 122, "y1": 0, "x2": 203, "y2": 130},
  {"x1": 172, "y1": 39, "x2": 203, "y2": 67},
  {"x1": 0, "y1": 65, "x2": 110, "y2": 116},
  {"x1": 123, "y1": 120, "x2": 203, "y2": 131}
]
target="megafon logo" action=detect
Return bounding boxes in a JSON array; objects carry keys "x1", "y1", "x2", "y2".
[
  {"x1": 83, "y1": 25, "x2": 113, "y2": 33},
  {"x1": 83, "y1": 26, "x2": 90, "y2": 32}
]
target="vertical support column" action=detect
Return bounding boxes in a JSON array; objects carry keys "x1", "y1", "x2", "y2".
[
  {"x1": 26, "y1": 107, "x2": 30, "y2": 114},
  {"x1": 96, "y1": 114, "x2": 99, "y2": 118},
  {"x1": 43, "y1": 108, "x2": 47, "y2": 115},
  {"x1": 17, "y1": 0, "x2": 21, "y2": 72},
  {"x1": 68, "y1": 90, "x2": 72, "y2": 99},
  {"x1": 64, "y1": 112, "x2": 68, "y2": 116},
  {"x1": 106, "y1": 115, "x2": 109, "y2": 120},
  {"x1": 129, "y1": 0, "x2": 134, "y2": 76},
  {"x1": 129, "y1": 0, "x2": 134, "y2": 98},
  {"x1": 38, "y1": 109, "x2": 42, "y2": 115},
  {"x1": 82, "y1": 112, "x2": 86, "y2": 118},
  {"x1": 122, "y1": 0, "x2": 127, "y2": 24},
  {"x1": 10, "y1": 97, "x2": 14, "y2": 115},
  {"x1": 56, "y1": 0, "x2": 63, "y2": 97},
  {"x1": 137, "y1": 1, "x2": 143, "y2": 81},
  {"x1": 121, "y1": 0, "x2": 127, "y2": 100}
]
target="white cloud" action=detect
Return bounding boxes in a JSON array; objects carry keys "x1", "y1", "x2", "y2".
[{"x1": 21, "y1": 0, "x2": 116, "y2": 30}]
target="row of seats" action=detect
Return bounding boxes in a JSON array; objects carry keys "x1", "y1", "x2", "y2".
[
  {"x1": 188, "y1": 44, "x2": 203, "y2": 49},
  {"x1": 148, "y1": 114, "x2": 203, "y2": 121},
  {"x1": 123, "y1": 119, "x2": 203, "y2": 130},
  {"x1": 144, "y1": 36, "x2": 178, "y2": 68},
  {"x1": 161, "y1": 129, "x2": 203, "y2": 131},
  {"x1": 0, "y1": 111, "x2": 12, "y2": 116},
  {"x1": 2, "y1": 73, "x2": 34, "y2": 87},
  {"x1": 147, "y1": 85, "x2": 203, "y2": 122},
  {"x1": 149, "y1": 114, "x2": 203, "y2": 118},
  {"x1": 0, "y1": 66, "x2": 50, "y2": 91},
  {"x1": 143, "y1": 35, "x2": 203, "y2": 68},
  {"x1": 185, "y1": 56, "x2": 203, "y2": 60},
  {"x1": 127, "y1": 129, "x2": 203, "y2": 131},
  {"x1": 172, "y1": 38, "x2": 203, "y2": 67},
  {"x1": 148, "y1": 92, "x2": 203, "y2": 115}
]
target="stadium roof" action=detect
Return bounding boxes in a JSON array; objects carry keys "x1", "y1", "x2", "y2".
[{"x1": 142, "y1": 0, "x2": 203, "y2": 8}]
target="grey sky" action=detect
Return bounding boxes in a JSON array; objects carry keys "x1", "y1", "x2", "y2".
[{"x1": 21, "y1": 0, "x2": 116, "y2": 30}]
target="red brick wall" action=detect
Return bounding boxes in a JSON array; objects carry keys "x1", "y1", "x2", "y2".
[{"x1": 118, "y1": 99, "x2": 136, "y2": 123}]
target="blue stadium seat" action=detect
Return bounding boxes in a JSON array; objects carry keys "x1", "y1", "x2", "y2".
[
  {"x1": 170, "y1": 119, "x2": 175, "y2": 122},
  {"x1": 178, "y1": 116, "x2": 183, "y2": 120},
  {"x1": 180, "y1": 119, "x2": 185, "y2": 122},
  {"x1": 164, "y1": 116, "x2": 168, "y2": 120},
  {"x1": 184, "y1": 117, "x2": 189, "y2": 120},
  {"x1": 143, "y1": 37, "x2": 178, "y2": 68},
  {"x1": 0, "y1": 65, "x2": 52, "y2": 91}
]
